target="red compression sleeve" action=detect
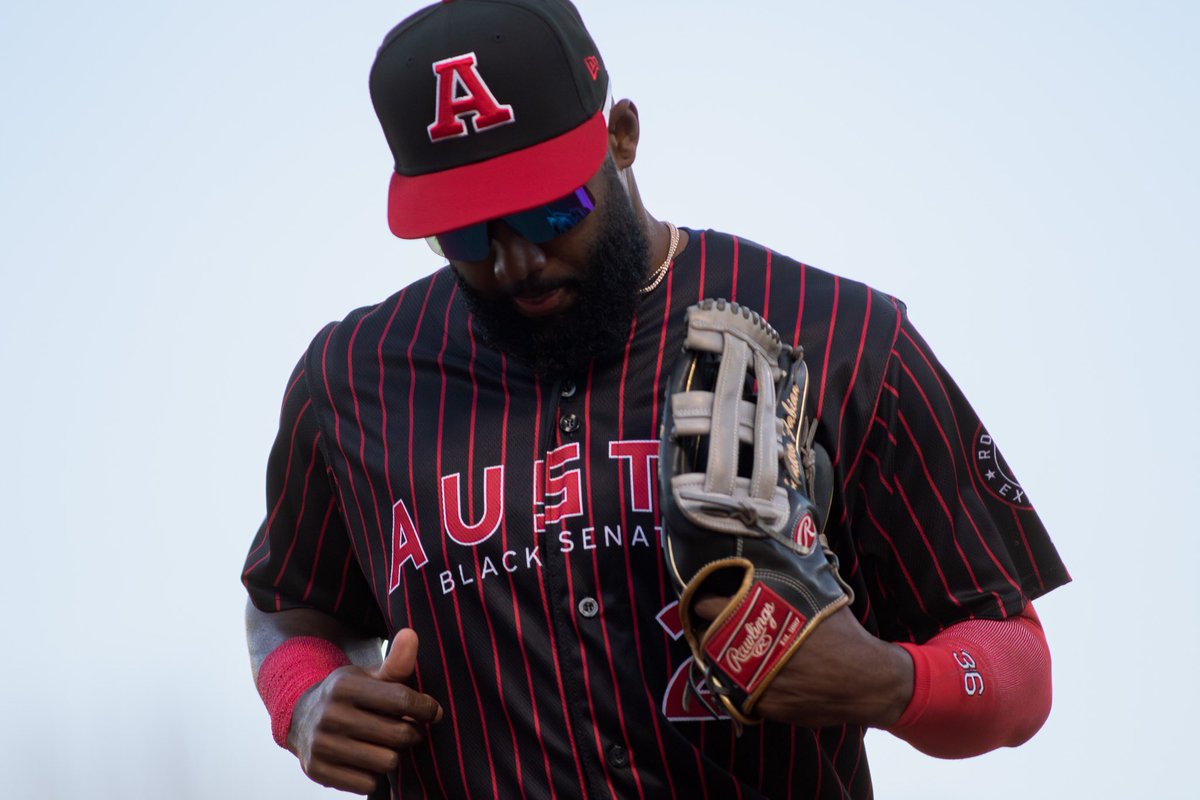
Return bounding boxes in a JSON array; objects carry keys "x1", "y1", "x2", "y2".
[
  {"x1": 887, "y1": 606, "x2": 1051, "y2": 759},
  {"x1": 255, "y1": 636, "x2": 351, "y2": 748}
]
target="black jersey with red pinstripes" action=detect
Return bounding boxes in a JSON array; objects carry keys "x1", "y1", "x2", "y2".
[{"x1": 244, "y1": 228, "x2": 1068, "y2": 799}]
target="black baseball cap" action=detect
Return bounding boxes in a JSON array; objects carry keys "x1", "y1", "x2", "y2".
[{"x1": 370, "y1": 0, "x2": 610, "y2": 239}]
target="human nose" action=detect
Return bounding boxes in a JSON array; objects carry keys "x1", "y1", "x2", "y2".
[{"x1": 490, "y1": 221, "x2": 547, "y2": 289}]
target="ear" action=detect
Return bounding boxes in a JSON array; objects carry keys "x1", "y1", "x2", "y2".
[{"x1": 607, "y1": 99, "x2": 640, "y2": 170}]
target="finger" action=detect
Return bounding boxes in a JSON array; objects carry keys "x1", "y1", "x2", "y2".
[
  {"x1": 303, "y1": 760, "x2": 384, "y2": 795},
  {"x1": 375, "y1": 628, "x2": 419, "y2": 683},
  {"x1": 693, "y1": 595, "x2": 732, "y2": 621},
  {"x1": 322, "y1": 705, "x2": 430, "y2": 750},
  {"x1": 330, "y1": 671, "x2": 443, "y2": 724},
  {"x1": 313, "y1": 732, "x2": 405, "y2": 776}
]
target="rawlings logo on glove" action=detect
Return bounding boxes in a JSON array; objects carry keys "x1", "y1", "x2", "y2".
[{"x1": 659, "y1": 299, "x2": 852, "y2": 730}]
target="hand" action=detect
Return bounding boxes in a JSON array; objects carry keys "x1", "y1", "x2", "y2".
[
  {"x1": 287, "y1": 629, "x2": 443, "y2": 795},
  {"x1": 694, "y1": 598, "x2": 913, "y2": 729}
]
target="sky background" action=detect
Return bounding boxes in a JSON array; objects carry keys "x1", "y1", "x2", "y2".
[{"x1": 1, "y1": 1, "x2": 1197, "y2": 798}]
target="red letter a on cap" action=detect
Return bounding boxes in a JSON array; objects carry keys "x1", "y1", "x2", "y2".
[{"x1": 427, "y1": 52, "x2": 516, "y2": 142}]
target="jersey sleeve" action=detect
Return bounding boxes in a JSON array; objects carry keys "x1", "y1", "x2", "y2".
[
  {"x1": 850, "y1": 311, "x2": 1069, "y2": 644},
  {"x1": 241, "y1": 344, "x2": 387, "y2": 638}
]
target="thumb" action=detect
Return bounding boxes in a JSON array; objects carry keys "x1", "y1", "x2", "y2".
[
  {"x1": 374, "y1": 628, "x2": 420, "y2": 683},
  {"x1": 693, "y1": 595, "x2": 732, "y2": 622}
]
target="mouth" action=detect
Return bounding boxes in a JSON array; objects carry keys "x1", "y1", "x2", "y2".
[{"x1": 511, "y1": 287, "x2": 573, "y2": 318}]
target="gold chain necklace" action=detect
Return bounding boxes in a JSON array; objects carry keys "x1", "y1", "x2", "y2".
[{"x1": 638, "y1": 222, "x2": 679, "y2": 295}]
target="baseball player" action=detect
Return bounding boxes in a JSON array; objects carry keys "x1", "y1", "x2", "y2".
[{"x1": 243, "y1": 1, "x2": 1070, "y2": 798}]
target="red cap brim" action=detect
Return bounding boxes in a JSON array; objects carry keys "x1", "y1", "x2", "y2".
[{"x1": 387, "y1": 111, "x2": 609, "y2": 239}]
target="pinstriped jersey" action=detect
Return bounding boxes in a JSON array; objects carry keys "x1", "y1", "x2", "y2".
[{"x1": 243, "y1": 228, "x2": 1069, "y2": 799}]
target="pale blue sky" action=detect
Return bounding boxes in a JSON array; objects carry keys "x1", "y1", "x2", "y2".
[{"x1": 1, "y1": 2, "x2": 1197, "y2": 798}]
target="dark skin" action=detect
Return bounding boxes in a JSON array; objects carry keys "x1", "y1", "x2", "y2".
[
  {"x1": 449, "y1": 99, "x2": 688, "y2": 311},
  {"x1": 245, "y1": 603, "x2": 443, "y2": 795},
  {"x1": 245, "y1": 99, "x2": 912, "y2": 794}
]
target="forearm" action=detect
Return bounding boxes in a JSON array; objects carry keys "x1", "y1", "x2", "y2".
[
  {"x1": 244, "y1": 599, "x2": 441, "y2": 791},
  {"x1": 887, "y1": 605, "x2": 1052, "y2": 758},
  {"x1": 245, "y1": 599, "x2": 384, "y2": 677}
]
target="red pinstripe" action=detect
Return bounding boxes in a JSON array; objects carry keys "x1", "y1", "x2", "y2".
[
  {"x1": 729, "y1": 235, "x2": 739, "y2": 300},
  {"x1": 830, "y1": 724, "x2": 848, "y2": 775},
  {"x1": 433, "y1": 287, "x2": 501, "y2": 800},
  {"x1": 552, "y1": 366, "x2": 618, "y2": 796},
  {"x1": 890, "y1": 352, "x2": 960, "y2": 478},
  {"x1": 490, "y1": 350, "x2": 559, "y2": 797},
  {"x1": 657, "y1": 266, "x2": 711, "y2": 796},
  {"x1": 949, "y1": 499, "x2": 1026, "y2": 609},
  {"x1": 320, "y1": 326, "x2": 381, "y2": 599},
  {"x1": 869, "y1": 561, "x2": 919, "y2": 642},
  {"x1": 858, "y1": 488, "x2": 930, "y2": 615},
  {"x1": 612, "y1": 321, "x2": 679, "y2": 800},
  {"x1": 302, "y1": 496, "x2": 336, "y2": 601},
  {"x1": 405, "y1": 277, "x2": 462, "y2": 797},
  {"x1": 873, "y1": 413, "x2": 898, "y2": 447},
  {"x1": 252, "y1": 365, "x2": 313, "y2": 563},
  {"x1": 374, "y1": 290, "x2": 409, "y2": 630},
  {"x1": 809, "y1": 728, "x2": 822, "y2": 797},
  {"x1": 280, "y1": 368, "x2": 305, "y2": 412},
  {"x1": 271, "y1": 434, "x2": 324, "y2": 585},
  {"x1": 761, "y1": 248, "x2": 772, "y2": 321},
  {"x1": 251, "y1": 363, "x2": 311, "y2": 586},
  {"x1": 376, "y1": 288, "x2": 443, "y2": 798},
  {"x1": 831, "y1": 291, "x2": 873, "y2": 468},
  {"x1": 891, "y1": 476, "x2": 968, "y2": 611},
  {"x1": 835, "y1": 293, "x2": 902, "y2": 479},
  {"x1": 529, "y1": 380, "x2": 590, "y2": 794},
  {"x1": 791, "y1": 262, "x2": 807, "y2": 350},
  {"x1": 697, "y1": 231, "x2": 707, "y2": 301},
  {"x1": 581, "y1": 364, "x2": 646, "y2": 800},
  {"x1": 333, "y1": 548, "x2": 352, "y2": 613},
  {"x1": 244, "y1": 396, "x2": 314, "y2": 571},
  {"x1": 1011, "y1": 506, "x2": 1045, "y2": 591},
  {"x1": 862, "y1": 449, "x2": 892, "y2": 496},
  {"x1": 728, "y1": 732, "x2": 743, "y2": 800},
  {"x1": 347, "y1": 310, "x2": 397, "y2": 614},
  {"x1": 846, "y1": 729, "x2": 865, "y2": 793},
  {"x1": 856, "y1": 577, "x2": 873, "y2": 626},
  {"x1": 464, "y1": 321, "x2": 528, "y2": 798},
  {"x1": 892, "y1": 345, "x2": 1024, "y2": 598},
  {"x1": 815, "y1": 275, "x2": 839, "y2": 420},
  {"x1": 843, "y1": 548, "x2": 862, "y2": 591},
  {"x1": 838, "y1": 298, "x2": 904, "y2": 524},
  {"x1": 895, "y1": 409, "x2": 1002, "y2": 615},
  {"x1": 897, "y1": 328, "x2": 1030, "y2": 579}
]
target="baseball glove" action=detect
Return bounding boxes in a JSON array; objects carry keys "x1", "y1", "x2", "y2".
[{"x1": 659, "y1": 298, "x2": 852, "y2": 729}]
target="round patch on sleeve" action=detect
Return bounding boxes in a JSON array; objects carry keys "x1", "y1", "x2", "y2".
[{"x1": 972, "y1": 424, "x2": 1033, "y2": 509}]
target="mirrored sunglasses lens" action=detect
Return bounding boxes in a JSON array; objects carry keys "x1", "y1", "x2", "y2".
[
  {"x1": 427, "y1": 225, "x2": 489, "y2": 261},
  {"x1": 509, "y1": 187, "x2": 595, "y2": 243}
]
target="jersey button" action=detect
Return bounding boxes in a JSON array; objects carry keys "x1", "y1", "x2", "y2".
[
  {"x1": 606, "y1": 744, "x2": 629, "y2": 769},
  {"x1": 560, "y1": 380, "x2": 576, "y2": 399},
  {"x1": 577, "y1": 597, "x2": 599, "y2": 618},
  {"x1": 559, "y1": 413, "x2": 580, "y2": 435}
]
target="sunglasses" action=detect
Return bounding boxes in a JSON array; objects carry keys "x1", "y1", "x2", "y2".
[{"x1": 425, "y1": 186, "x2": 596, "y2": 261}]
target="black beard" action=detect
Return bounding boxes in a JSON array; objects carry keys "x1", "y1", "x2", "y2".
[{"x1": 453, "y1": 162, "x2": 650, "y2": 381}]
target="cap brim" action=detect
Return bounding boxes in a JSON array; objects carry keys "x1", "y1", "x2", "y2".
[{"x1": 387, "y1": 111, "x2": 609, "y2": 239}]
